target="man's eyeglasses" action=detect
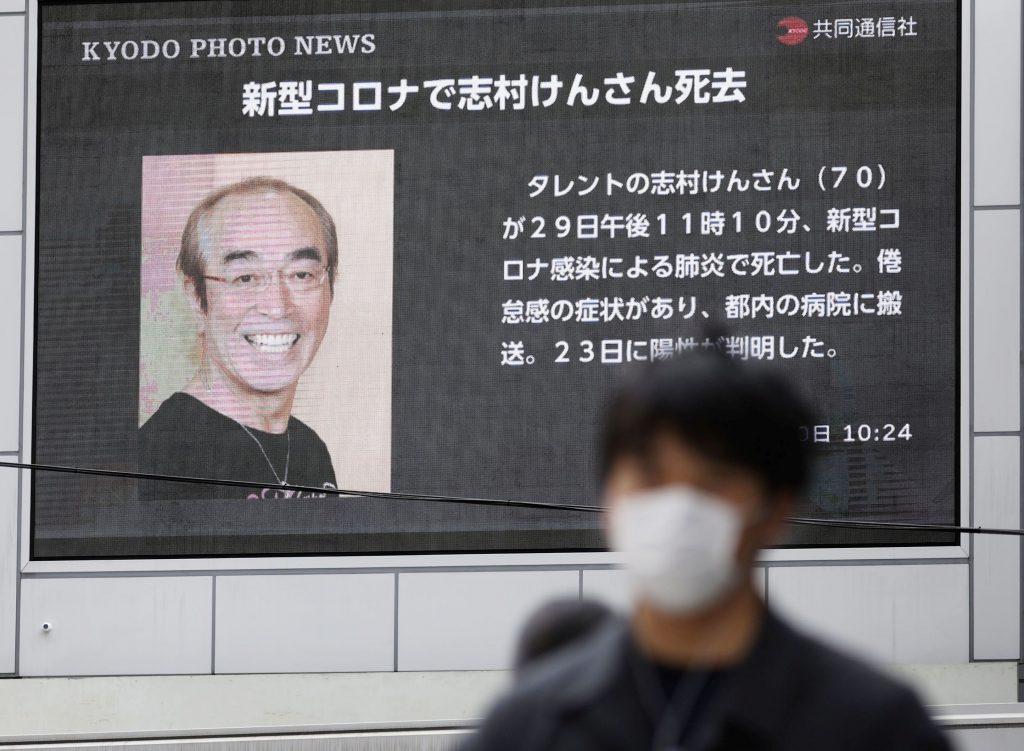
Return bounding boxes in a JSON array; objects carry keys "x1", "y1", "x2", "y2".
[{"x1": 203, "y1": 266, "x2": 328, "y2": 295}]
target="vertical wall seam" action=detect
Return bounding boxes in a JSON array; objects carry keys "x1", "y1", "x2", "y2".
[
  {"x1": 209, "y1": 576, "x2": 216, "y2": 674},
  {"x1": 1018, "y1": 0, "x2": 1024, "y2": 674},
  {"x1": 392, "y1": 572, "x2": 399, "y2": 672}
]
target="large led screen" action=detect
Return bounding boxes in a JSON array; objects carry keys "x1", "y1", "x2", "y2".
[{"x1": 32, "y1": 0, "x2": 960, "y2": 558}]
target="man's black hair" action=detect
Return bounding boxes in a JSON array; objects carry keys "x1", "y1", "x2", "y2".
[{"x1": 601, "y1": 351, "x2": 816, "y2": 496}]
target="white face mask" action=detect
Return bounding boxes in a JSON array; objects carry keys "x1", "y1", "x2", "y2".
[{"x1": 608, "y1": 485, "x2": 747, "y2": 614}]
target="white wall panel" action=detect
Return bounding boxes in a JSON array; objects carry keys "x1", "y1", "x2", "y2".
[
  {"x1": 974, "y1": 0, "x2": 1021, "y2": 206},
  {"x1": 0, "y1": 14, "x2": 23, "y2": 231},
  {"x1": 0, "y1": 236, "x2": 21, "y2": 452},
  {"x1": 397, "y1": 570, "x2": 578, "y2": 671},
  {"x1": 767, "y1": 564, "x2": 969, "y2": 664},
  {"x1": 0, "y1": 466, "x2": 16, "y2": 673},
  {"x1": 0, "y1": 2, "x2": 23, "y2": 13},
  {"x1": 973, "y1": 437, "x2": 1021, "y2": 660},
  {"x1": 582, "y1": 568, "x2": 630, "y2": 611},
  {"x1": 947, "y1": 727, "x2": 1024, "y2": 751},
  {"x1": 19, "y1": 577, "x2": 212, "y2": 676},
  {"x1": 215, "y1": 574, "x2": 394, "y2": 674},
  {"x1": 974, "y1": 210, "x2": 1020, "y2": 431}
]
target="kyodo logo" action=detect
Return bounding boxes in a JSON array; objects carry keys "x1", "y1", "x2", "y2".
[{"x1": 776, "y1": 17, "x2": 809, "y2": 45}]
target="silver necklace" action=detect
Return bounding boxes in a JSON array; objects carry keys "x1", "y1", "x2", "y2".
[
  {"x1": 200, "y1": 370, "x2": 291, "y2": 486},
  {"x1": 237, "y1": 422, "x2": 290, "y2": 486}
]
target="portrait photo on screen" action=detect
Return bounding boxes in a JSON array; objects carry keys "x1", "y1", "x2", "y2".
[{"x1": 138, "y1": 151, "x2": 394, "y2": 500}]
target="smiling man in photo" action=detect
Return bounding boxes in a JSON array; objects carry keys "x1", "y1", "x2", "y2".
[{"x1": 140, "y1": 177, "x2": 338, "y2": 498}]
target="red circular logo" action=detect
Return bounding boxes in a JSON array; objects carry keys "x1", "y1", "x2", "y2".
[{"x1": 776, "y1": 16, "x2": 809, "y2": 45}]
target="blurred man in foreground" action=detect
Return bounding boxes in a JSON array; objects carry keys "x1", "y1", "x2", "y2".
[{"x1": 465, "y1": 353, "x2": 950, "y2": 750}]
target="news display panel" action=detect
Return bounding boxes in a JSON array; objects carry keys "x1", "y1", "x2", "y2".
[{"x1": 31, "y1": 0, "x2": 960, "y2": 559}]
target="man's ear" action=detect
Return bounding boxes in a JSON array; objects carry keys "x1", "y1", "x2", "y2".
[
  {"x1": 183, "y1": 277, "x2": 206, "y2": 330},
  {"x1": 737, "y1": 493, "x2": 790, "y2": 568}
]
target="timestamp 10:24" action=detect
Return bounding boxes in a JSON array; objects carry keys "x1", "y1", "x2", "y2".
[
  {"x1": 842, "y1": 423, "x2": 913, "y2": 442},
  {"x1": 799, "y1": 424, "x2": 912, "y2": 443}
]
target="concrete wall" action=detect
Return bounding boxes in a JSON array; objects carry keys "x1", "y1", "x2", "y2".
[{"x1": 0, "y1": 1, "x2": 1020, "y2": 709}]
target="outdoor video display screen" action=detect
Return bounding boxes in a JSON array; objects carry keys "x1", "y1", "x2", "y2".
[{"x1": 32, "y1": 0, "x2": 960, "y2": 558}]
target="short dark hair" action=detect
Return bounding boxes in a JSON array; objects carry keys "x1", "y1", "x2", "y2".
[
  {"x1": 600, "y1": 351, "x2": 816, "y2": 496},
  {"x1": 178, "y1": 176, "x2": 339, "y2": 311}
]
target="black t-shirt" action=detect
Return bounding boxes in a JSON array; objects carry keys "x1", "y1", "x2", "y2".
[{"x1": 139, "y1": 392, "x2": 337, "y2": 500}]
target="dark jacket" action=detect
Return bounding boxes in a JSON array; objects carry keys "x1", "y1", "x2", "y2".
[{"x1": 463, "y1": 609, "x2": 951, "y2": 751}]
